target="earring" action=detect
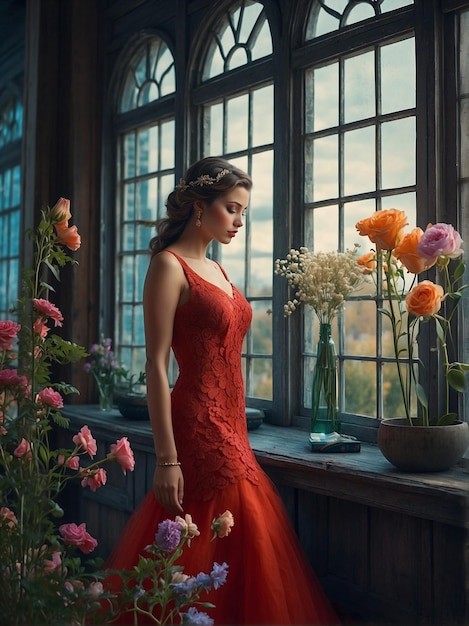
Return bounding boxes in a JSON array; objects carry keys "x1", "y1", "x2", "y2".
[{"x1": 196, "y1": 211, "x2": 202, "y2": 228}]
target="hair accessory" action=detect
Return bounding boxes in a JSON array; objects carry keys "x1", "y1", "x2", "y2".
[
  {"x1": 176, "y1": 168, "x2": 231, "y2": 191},
  {"x1": 157, "y1": 461, "x2": 181, "y2": 467}
]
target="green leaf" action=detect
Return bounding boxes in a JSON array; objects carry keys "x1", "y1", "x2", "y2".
[
  {"x1": 435, "y1": 318, "x2": 446, "y2": 344},
  {"x1": 453, "y1": 261, "x2": 465, "y2": 281},
  {"x1": 44, "y1": 258, "x2": 60, "y2": 281},
  {"x1": 415, "y1": 383, "x2": 428, "y2": 409},
  {"x1": 437, "y1": 412, "x2": 458, "y2": 426},
  {"x1": 447, "y1": 367, "x2": 467, "y2": 392}
]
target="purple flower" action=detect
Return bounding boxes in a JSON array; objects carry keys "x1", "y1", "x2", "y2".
[
  {"x1": 83, "y1": 363, "x2": 91, "y2": 373},
  {"x1": 155, "y1": 519, "x2": 182, "y2": 551},
  {"x1": 417, "y1": 223, "x2": 463, "y2": 262},
  {"x1": 181, "y1": 607, "x2": 214, "y2": 625},
  {"x1": 210, "y1": 562, "x2": 228, "y2": 590}
]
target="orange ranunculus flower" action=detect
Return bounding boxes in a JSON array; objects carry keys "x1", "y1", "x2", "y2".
[
  {"x1": 405, "y1": 280, "x2": 444, "y2": 317},
  {"x1": 50, "y1": 197, "x2": 71, "y2": 228},
  {"x1": 356, "y1": 252, "x2": 377, "y2": 274},
  {"x1": 393, "y1": 227, "x2": 431, "y2": 275},
  {"x1": 356, "y1": 208, "x2": 408, "y2": 250},
  {"x1": 56, "y1": 224, "x2": 81, "y2": 251}
]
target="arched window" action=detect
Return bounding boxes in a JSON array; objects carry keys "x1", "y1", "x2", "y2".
[
  {"x1": 115, "y1": 35, "x2": 176, "y2": 375},
  {"x1": 196, "y1": 0, "x2": 274, "y2": 405},
  {"x1": 0, "y1": 94, "x2": 22, "y2": 319},
  {"x1": 299, "y1": 1, "x2": 416, "y2": 424}
]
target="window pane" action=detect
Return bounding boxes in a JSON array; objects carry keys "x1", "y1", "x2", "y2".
[
  {"x1": 249, "y1": 150, "x2": 273, "y2": 295},
  {"x1": 307, "y1": 64, "x2": 338, "y2": 133},
  {"x1": 381, "y1": 38, "x2": 415, "y2": 114},
  {"x1": 226, "y1": 94, "x2": 249, "y2": 152},
  {"x1": 345, "y1": 360, "x2": 377, "y2": 417},
  {"x1": 344, "y1": 126, "x2": 375, "y2": 196},
  {"x1": 137, "y1": 127, "x2": 159, "y2": 175},
  {"x1": 381, "y1": 117, "x2": 415, "y2": 189},
  {"x1": 203, "y1": 0, "x2": 272, "y2": 81},
  {"x1": 308, "y1": 135, "x2": 338, "y2": 202},
  {"x1": 344, "y1": 52, "x2": 375, "y2": 123},
  {"x1": 252, "y1": 86, "x2": 273, "y2": 146}
]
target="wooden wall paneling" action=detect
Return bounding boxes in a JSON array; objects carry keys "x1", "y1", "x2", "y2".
[
  {"x1": 369, "y1": 508, "x2": 433, "y2": 623},
  {"x1": 432, "y1": 522, "x2": 468, "y2": 625},
  {"x1": 296, "y1": 490, "x2": 329, "y2": 576},
  {"x1": 327, "y1": 499, "x2": 369, "y2": 591}
]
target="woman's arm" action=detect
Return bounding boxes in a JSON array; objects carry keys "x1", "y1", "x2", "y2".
[{"x1": 143, "y1": 251, "x2": 186, "y2": 515}]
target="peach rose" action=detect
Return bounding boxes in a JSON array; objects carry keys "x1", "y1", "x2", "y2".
[
  {"x1": 405, "y1": 280, "x2": 444, "y2": 317},
  {"x1": 50, "y1": 197, "x2": 71, "y2": 227},
  {"x1": 356, "y1": 252, "x2": 377, "y2": 274},
  {"x1": 356, "y1": 208, "x2": 408, "y2": 250},
  {"x1": 211, "y1": 510, "x2": 234, "y2": 539},
  {"x1": 55, "y1": 224, "x2": 81, "y2": 251},
  {"x1": 393, "y1": 227, "x2": 430, "y2": 274}
]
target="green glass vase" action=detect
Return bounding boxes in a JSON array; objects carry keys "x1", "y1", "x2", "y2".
[{"x1": 311, "y1": 322, "x2": 339, "y2": 434}]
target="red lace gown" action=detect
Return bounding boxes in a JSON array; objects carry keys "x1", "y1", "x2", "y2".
[{"x1": 105, "y1": 251, "x2": 339, "y2": 625}]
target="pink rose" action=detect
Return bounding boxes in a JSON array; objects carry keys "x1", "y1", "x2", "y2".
[
  {"x1": 80, "y1": 467, "x2": 107, "y2": 492},
  {"x1": 72, "y1": 425, "x2": 97, "y2": 458},
  {"x1": 58, "y1": 454, "x2": 80, "y2": 470},
  {"x1": 0, "y1": 369, "x2": 29, "y2": 391},
  {"x1": 32, "y1": 298, "x2": 64, "y2": 327},
  {"x1": 417, "y1": 223, "x2": 463, "y2": 261},
  {"x1": 59, "y1": 522, "x2": 98, "y2": 554},
  {"x1": 108, "y1": 437, "x2": 135, "y2": 474},
  {"x1": 211, "y1": 510, "x2": 234, "y2": 539},
  {"x1": 14, "y1": 438, "x2": 33, "y2": 461},
  {"x1": 36, "y1": 387, "x2": 64, "y2": 409},
  {"x1": 0, "y1": 320, "x2": 21, "y2": 351}
]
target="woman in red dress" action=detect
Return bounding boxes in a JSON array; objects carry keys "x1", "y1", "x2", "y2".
[{"x1": 106, "y1": 156, "x2": 339, "y2": 625}]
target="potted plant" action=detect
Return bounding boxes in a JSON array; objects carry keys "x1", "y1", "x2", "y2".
[
  {"x1": 356, "y1": 208, "x2": 469, "y2": 471},
  {"x1": 115, "y1": 370, "x2": 149, "y2": 420}
]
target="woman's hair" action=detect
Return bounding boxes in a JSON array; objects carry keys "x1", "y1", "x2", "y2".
[{"x1": 149, "y1": 156, "x2": 253, "y2": 255}]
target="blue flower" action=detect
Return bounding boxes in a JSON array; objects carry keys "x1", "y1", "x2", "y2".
[
  {"x1": 210, "y1": 562, "x2": 228, "y2": 590},
  {"x1": 194, "y1": 571, "x2": 212, "y2": 591},
  {"x1": 181, "y1": 606, "x2": 214, "y2": 625},
  {"x1": 155, "y1": 519, "x2": 182, "y2": 551}
]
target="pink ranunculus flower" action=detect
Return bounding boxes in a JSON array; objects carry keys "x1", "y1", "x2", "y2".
[
  {"x1": 417, "y1": 222, "x2": 464, "y2": 261},
  {"x1": 72, "y1": 425, "x2": 97, "y2": 458},
  {"x1": 59, "y1": 522, "x2": 98, "y2": 554},
  {"x1": 211, "y1": 510, "x2": 234, "y2": 539},
  {"x1": 33, "y1": 318, "x2": 49, "y2": 339},
  {"x1": 80, "y1": 467, "x2": 107, "y2": 492},
  {"x1": 14, "y1": 438, "x2": 33, "y2": 461},
  {"x1": 36, "y1": 387, "x2": 64, "y2": 409},
  {"x1": 0, "y1": 320, "x2": 21, "y2": 351},
  {"x1": 43, "y1": 550, "x2": 62, "y2": 573},
  {"x1": 87, "y1": 581, "x2": 104, "y2": 600},
  {"x1": 32, "y1": 298, "x2": 64, "y2": 327},
  {"x1": 108, "y1": 437, "x2": 135, "y2": 474},
  {"x1": 0, "y1": 507, "x2": 18, "y2": 528}
]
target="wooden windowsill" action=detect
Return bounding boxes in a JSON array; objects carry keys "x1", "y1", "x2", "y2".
[{"x1": 62, "y1": 405, "x2": 469, "y2": 529}]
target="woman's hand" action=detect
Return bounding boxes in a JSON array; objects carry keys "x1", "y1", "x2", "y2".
[{"x1": 153, "y1": 465, "x2": 184, "y2": 515}]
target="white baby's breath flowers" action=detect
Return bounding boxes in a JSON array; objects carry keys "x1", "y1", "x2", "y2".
[{"x1": 274, "y1": 245, "x2": 363, "y2": 323}]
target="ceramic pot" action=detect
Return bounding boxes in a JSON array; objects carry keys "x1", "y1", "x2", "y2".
[
  {"x1": 116, "y1": 393, "x2": 149, "y2": 420},
  {"x1": 377, "y1": 418, "x2": 469, "y2": 472}
]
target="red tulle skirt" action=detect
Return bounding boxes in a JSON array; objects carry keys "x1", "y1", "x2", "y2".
[{"x1": 104, "y1": 472, "x2": 339, "y2": 625}]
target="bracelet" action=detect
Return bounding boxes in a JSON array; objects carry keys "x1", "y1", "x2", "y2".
[{"x1": 157, "y1": 461, "x2": 181, "y2": 467}]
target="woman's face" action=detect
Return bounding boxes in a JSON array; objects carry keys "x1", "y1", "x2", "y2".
[{"x1": 200, "y1": 186, "x2": 250, "y2": 244}]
